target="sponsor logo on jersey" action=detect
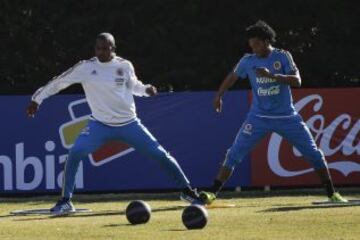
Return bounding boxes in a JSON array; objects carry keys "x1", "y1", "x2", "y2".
[
  {"x1": 256, "y1": 77, "x2": 277, "y2": 84},
  {"x1": 257, "y1": 85, "x2": 280, "y2": 96},
  {"x1": 115, "y1": 78, "x2": 125, "y2": 86}
]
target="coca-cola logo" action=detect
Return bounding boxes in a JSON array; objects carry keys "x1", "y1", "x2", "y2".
[{"x1": 268, "y1": 94, "x2": 360, "y2": 177}]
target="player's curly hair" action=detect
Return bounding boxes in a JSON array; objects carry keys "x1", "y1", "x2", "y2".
[{"x1": 246, "y1": 20, "x2": 276, "y2": 43}]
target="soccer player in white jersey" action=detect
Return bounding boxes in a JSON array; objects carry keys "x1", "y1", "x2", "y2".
[
  {"x1": 26, "y1": 33, "x2": 202, "y2": 215},
  {"x1": 200, "y1": 21, "x2": 348, "y2": 205}
]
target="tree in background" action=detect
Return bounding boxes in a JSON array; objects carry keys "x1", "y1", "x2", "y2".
[{"x1": 1, "y1": 0, "x2": 359, "y2": 94}]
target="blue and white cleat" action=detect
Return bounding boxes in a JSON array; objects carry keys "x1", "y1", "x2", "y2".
[
  {"x1": 50, "y1": 198, "x2": 76, "y2": 215},
  {"x1": 180, "y1": 188, "x2": 205, "y2": 205}
]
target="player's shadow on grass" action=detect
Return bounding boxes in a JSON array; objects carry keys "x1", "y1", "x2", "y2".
[
  {"x1": 102, "y1": 224, "x2": 189, "y2": 232},
  {"x1": 103, "y1": 223, "x2": 134, "y2": 227},
  {"x1": 261, "y1": 204, "x2": 357, "y2": 213},
  {"x1": 0, "y1": 192, "x2": 182, "y2": 204},
  {"x1": 11, "y1": 206, "x2": 185, "y2": 222},
  {"x1": 165, "y1": 229, "x2": 191, "y2": 232}
]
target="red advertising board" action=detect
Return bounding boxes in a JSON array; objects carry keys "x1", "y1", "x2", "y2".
[{"x1": 252, "y1": 88, "x2": 360, "y2": 186}]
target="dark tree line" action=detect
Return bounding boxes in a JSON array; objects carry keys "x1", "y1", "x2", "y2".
[{"x1": 1, "y1": 0, "x2": 359, "y2": 94}]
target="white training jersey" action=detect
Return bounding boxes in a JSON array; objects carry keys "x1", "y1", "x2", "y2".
[{"x1": 32, "y1": 56, "x2": 150, "y2": 126}]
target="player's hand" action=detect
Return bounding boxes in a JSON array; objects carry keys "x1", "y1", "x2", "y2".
[
  {"x1": 146, "y1": 85, "x2": 158, "y2": 96},
  {"x1": 26, "y1": 101, "x2": 39, "y2": 118},
  {"x1": 255, "y1": 67, "x2": 272, "y2": 78},
  {"x1": 213, "y1": 94, "x2": 223, "y2": 113}
]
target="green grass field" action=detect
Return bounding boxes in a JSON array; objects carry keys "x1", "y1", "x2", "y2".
[{"x1": 1, "y1": 189, "x2": 360, "y2": 240}]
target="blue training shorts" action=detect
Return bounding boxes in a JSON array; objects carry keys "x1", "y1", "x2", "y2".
[{"x1": 223, "y1": 114, "x2": 326, "y2": 170}]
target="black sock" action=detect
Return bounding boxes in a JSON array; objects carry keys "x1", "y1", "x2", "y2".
[
  {"x1": 323, "y1": 180, "x2": 335, "y2": 198},
  {"x1": 210, "y1": 180, "x2": 224, "y2": 195}
]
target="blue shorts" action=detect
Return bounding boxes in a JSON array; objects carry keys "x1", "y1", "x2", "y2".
[{"x1": 223, "y1": 113, "x2": 326, "y2": 170}]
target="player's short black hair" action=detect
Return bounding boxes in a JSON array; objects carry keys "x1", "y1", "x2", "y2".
[
  {"x1": 96, "y1": 32, "x2": 116, "y2": 49},
  {"x1": 246, "y1": 20, "x2": 276, "y2": 43}
]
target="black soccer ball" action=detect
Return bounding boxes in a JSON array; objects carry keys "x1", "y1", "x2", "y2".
[
  {"x1": 182, "y1": 204, "x2": 208, "y2": 229},
  {"x1": 125, "y1": 200, "x2": 151, "y2": 225}
]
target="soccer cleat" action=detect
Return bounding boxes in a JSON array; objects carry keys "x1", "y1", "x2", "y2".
[
  {"x1": 199, "y1": 191, "x2": 217, "y2": 205},
  {"x1": 180, "y1": 188, "x2": 205, "y2": 204},
  {"x1": 329, "y1": 192, "x2": 348, "y2": 203},
  {"x1": 50, "y1": 198, "x2": 76, "y2": 215}
]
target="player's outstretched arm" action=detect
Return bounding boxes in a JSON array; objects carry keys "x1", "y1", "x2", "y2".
[
  {"x1": 214, "y1": 72, "x2": 238, "y2": 112},
  {"x1": 26, "y1": 61, "x2": 85, "y2": 118}
]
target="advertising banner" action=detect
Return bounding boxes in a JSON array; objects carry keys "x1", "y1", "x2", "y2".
[
  {"x1": 0, "y1": 91, "x2": 250, "y2": 193},
  {"x1": 251, "y1": 88, "x2": 360, "y2": 186}
]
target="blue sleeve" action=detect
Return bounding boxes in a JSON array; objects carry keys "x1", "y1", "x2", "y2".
[
  {"x1": 281, "y1": 51, "x2": 298, "y2": 74},
  {"x1": 233, "y1": 57, "x2": 248, "y2": 79}
]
